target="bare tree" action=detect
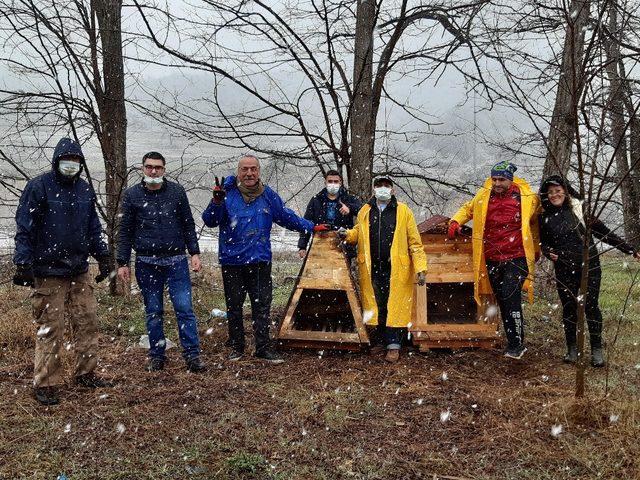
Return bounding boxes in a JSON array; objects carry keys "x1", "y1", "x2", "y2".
[
  {"x1": 0, "y1": 0, "x2": 128, "y2": 293},
  {"x1": 131, "y1": 0, "x2": 489, "y2": 200}
]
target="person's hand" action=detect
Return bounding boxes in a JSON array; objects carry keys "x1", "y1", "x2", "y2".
[
  {"x1": 212, "y1": 176, "x2": 226, "y2": 204},
  {"x1": 336, "y1": 227, "x2": 348, "y2": 239},
  {"x1": 339, "y1": 201, "x2": 350, "y2": 216},
  {"x1": 416, "y1": 271, "x2": 426, "y2": 286},
  {"x1": 633, "y1": 251, "x2": 640, "y2": 260},
  {"x1": 13, "y1": 264, "x2": 34, "y2": 288},
  {"x1": 298, "y1": 249, "x2": 307, "y2": 259},
  {"x1": 191, "y1": 254, "x2": 202, "y2": 272},
  {"x1": 95, "y1": 256, "x2": 114, "y2": 283},
  {"x1": 313, "y1": 224, "x2": 330, "y2": 232},
  {"x1": 549, "y1": 252, "x2": 558, "y2": 262},
  {"x1": 117, "y1": 266, "x2": 130, "y2": 283},
  {"x1": 447, "y1": 221, "x2": 462, "y2": 240}
]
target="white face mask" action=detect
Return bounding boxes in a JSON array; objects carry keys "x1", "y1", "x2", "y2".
[
  {"x1": 144, "y1": 175, "x2": 164, "y2": 185},
  {"x1": 374, "y1": 186, "x2": 392, "y2": 202},
  {"x1": 326, "y1": 184, "x2": 340, "y2": 195},
  {"x1": 58, "y1": 160, "x2": 81, "y2": 177}
]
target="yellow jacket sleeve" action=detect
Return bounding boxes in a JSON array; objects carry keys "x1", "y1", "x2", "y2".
[
  {"x1": 345, "y1": 227, "x2": 359, "y2": 245},
  {"x1": 451, "y1": 197, "x2": 475, "y2": 226},
  {"x1": 530, "y1": 195, "x2": 541, "y2": 255},
  {"x1": 406, "y1": 208, "x2": 427, "y2": 273}
]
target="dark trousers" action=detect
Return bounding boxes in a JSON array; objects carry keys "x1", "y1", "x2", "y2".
[
  {"x1": 371, "y1": 268, "x2": 401, "y2": 349},
  {"x1": 221, "y1": 262, "x2": 273, "y2": 354},
  {"x1": 135, "y1": 258, "x2": 201, "y2": 360},
  {"x1": 555, "y1": 261, "x2": 603, "y2": 349},
  {"x1": 486, "y1": 257, "x2": 528, "y2": 349}
]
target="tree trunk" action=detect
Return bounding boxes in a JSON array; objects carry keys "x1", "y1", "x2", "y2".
[
  {"x1": 605, "y1": 4, "x2": 640, "y2": 248},
  {"x1": 350, "y1": 0, "x2": 376, "y2": 200},
  {"x1": 94, "y1": 0, "x2": 128, "y2": 295},
  {"x1": 542, "y1": 0, "x2": 590, "y2": 180}
]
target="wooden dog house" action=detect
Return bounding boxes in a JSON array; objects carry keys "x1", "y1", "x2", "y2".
[
  {"x1": 409, "y1": 215, "x2": 501, "y2": 350},
  {"x1": 276, "y1": 232, "x2": 369, "y2": 351}
]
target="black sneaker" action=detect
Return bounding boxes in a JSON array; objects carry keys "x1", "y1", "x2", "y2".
[
  {"x1": 34, "y1": 386, "x2": 59, "y2": 406},
  {"x1": 255, "y1": 349, "x2": 284, "y2": 364},
  {"x1": 186, "y1": 357, "x2": 206, "y2": 373},
  {"x1": 591, "y1": 347, "x2": 605, "y2": 368},
  {"x1": 75, "y1": 373, "x2": 114, "y2": 388},
  {"x1": 228, "y1": 350, "x2": 244, "y2": 362},
  {"x1": 504, "y1": 345, "x2": 527, "y2": 360},
  {"x1": 146, "y1": 357, "x2": 165, "y2": 372}
]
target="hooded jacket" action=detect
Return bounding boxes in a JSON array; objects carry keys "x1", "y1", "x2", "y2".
[
  {"x1": 345, "y1": 197, "x2": 427, "y2": 328},
  {"x1": 451, "y1": 176, "x2": 541, "y2": 305},
  {"x1": 539, "y1": 175, "x2": 635, "y2": 269},
  {"x1": 13, "y1": 137, "x2": 108, "y2": 277},
  {"x1": 202, "y1": 176, "x2": 314, "y2": 265},
  {"x1": 297, "y1": 186, "x2": 362, "y2": 251}
]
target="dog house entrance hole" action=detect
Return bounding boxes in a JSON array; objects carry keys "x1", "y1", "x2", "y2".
[
  {"x1": 291, "y1": 289, "x2": 356, "y2": 333},
  {"x1": 427, "y1": 283, "x2": 476, "y2": 324}
]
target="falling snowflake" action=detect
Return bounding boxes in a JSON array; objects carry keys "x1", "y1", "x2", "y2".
[
  {"x1": 609, "y1": 414, "x2": 620, "y2": 424},
  {"x1": 440, "y1": 372, "x2": 448, "y2": 381},
  {"x1": 116, "y1": 423, "x2": 126, "y2": 434},
  {"x1": 64, "y1": 423, "x2": 71, "y2": 433},
  {"x1": 37, "y1": 326, "x2": 51, "y2": 337},
  {"x1": 440, "y1": 409, "x2": 451, "y2": 423},
  {"x1": 362, "y1": 310, "x2": 374, "y2": 324},
  {"x1": 550, "y1": 424, "x2": 563, "y2": 437},
  {"x1": 205, "y1": 328, "x2": 214, "y2": 335},
  {"x1": 486, "y1": 305, "x2": 498, "y2": 317}
]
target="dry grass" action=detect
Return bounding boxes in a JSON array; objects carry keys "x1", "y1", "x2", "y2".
[{"x1": 0, "y1": 256, "x2": 638, "y2": 479}]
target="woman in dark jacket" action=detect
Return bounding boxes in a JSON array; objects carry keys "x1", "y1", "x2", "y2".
[{"x1": 539, "y1": 175, "x2": 639, "y2": 367}]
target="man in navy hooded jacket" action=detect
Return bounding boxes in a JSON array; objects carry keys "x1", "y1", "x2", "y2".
[
  {"x1": 202, "y1": 154, "x2": 327, "y2": 363},
  {"x1": 13, "y1": 137, "x2": 113, "y2": 406}
]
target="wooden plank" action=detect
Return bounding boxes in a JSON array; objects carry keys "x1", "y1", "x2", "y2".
[
  {"x1": 346, "y1": 288, "x2": 369, "y2": 342},
  {"x1": 296, "y1": 278, "x2": 345, "y2": 290},
  {"x1": 416, "y1": 339, "x2": 500, "y2": 351},
  {"x1": 278, "y1": 288, "x2": 303, "y2": 336},
  {"x1": 413, "y1": 323, "x2": 498, "y2": 333},
  {"x1": 412, "y1": 330, "x2": 499, "y2": 341},
  {"x1": 425, "y1": 272, "x2": 474, "y2": 283},
  {"x1": 279, "y1": 330, "x2": 361, "y2": 342},
  {"x1": 412, "y1": 283, "x2": 428, "y2": 330},
  {"x1": 278, "y1": 339, "x2": 365, "y2": 351}
]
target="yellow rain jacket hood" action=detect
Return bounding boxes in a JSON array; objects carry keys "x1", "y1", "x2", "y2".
[
  {"x1": 345, "y1": 199, "x2": 427, "y2": 328},
  {"x1": 451, "y1": 177, "x2": 541, "y2": 305}
]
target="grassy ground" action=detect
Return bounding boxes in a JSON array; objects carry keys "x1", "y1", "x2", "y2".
[{"x1": 0, "y1": 253, "x2": 639, "y2": 479}]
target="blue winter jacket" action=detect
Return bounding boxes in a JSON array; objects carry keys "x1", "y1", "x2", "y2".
[
  {"x1": 13, "y1": 138, "x2": 109, "y2": 277},
  {"x1": 116, "y1": 180, "x2": 200, "y2": 266},
  {"x1": 202, "y1": 176, "x2": 314, "y2": 265}
]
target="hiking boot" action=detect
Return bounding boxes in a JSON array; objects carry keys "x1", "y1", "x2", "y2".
[
  {"x1": 255, "y1": 349, "x2": 284, "y2": 364},
  {"x1": 186, "y1": 357, "x2": 206, "y2": 373},
  {"x1": 228, "y1": 349, "x2": 244, "y2": 362},
  {"x1": 504, "y1": 345, "x2": 527, "y2": 360},
  {"x1": 563, "y1": 345, "x2": 578, "y2": 364},
  {"x1": 34, "y1": 386, "x2": 59, "y2": 406},
  {"x1": 385, "y1": 349, "x2": 400, "y2": 363},
  {"x1": 591, "y1": 347, "x2": 605, "y2": 368},
  {"x1": 146, "y1": 357, "x2": 165, "y2": 372},
  {"x1": 75, "y1": 373, "x2": 114, "y2": 388}
]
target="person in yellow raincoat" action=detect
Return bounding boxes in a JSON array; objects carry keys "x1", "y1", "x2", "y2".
[
  {"x1": 338, "y1": 176, "x2": 427, "y2": 363},
  {"x1": 448, "y1": 162, "x2": 540, "y2": 360}
]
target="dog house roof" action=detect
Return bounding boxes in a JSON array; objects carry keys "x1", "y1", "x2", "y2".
[{"x1": 417, "y1": 215, "x2": 450, "y2": 234}]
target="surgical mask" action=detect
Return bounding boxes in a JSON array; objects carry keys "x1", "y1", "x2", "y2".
[
  {"x1": 58, "y1": 160, "x2": 81, "y2": 177},
  {"x1": 326, "y1": 184, "x2": 340, "y2": 195},
  {"x1": 374, "y1": 186, "x2": 392, "y2": 202},
  {"x1": 144, "y1": 175, "x2": 164, "y2": 185}
]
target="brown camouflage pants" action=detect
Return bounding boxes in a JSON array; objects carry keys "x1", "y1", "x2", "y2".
[{"x1": 31, "y1": 272, "x2": 99, "y2": 387}]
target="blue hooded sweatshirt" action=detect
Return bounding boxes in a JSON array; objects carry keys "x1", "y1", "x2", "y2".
[
  {"x1": 202, "y1": 176, "x2": 314, "y2": 265},
  {"x1": 13, "y1": 138, "x2": 109, "y2": 277}
]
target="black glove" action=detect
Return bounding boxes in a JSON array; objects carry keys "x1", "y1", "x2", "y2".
[
  {"x1": 95, "y1": 256, "x2": 114, "y2": 283},
  {"x1": 213, "y1": 176, "x2": 226, "y2": 204},
  {"x1": 13, "y1": 264, "x2": 35, "y2": 288}
]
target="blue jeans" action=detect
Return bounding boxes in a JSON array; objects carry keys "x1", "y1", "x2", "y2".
[
  {"x1": 135, "y1": 258, "x2": 200, "y2": 360},
  {"x1": 372, "y1": 268, "x2": 401, "y2": 350}
]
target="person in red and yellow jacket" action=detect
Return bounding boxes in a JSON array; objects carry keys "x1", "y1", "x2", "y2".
[
  {"x1": 448, "y1": 162, "x2": 540, "y2": 359},
  {"x1": 339, "y1": 176, "x2": 427, "y2": 363}
]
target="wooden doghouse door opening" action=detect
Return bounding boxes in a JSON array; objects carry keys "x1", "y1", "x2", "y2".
[
  {"x1": 292, "y1": 289, "x2": 357, "y2": 333},
  {"x1": 426, "y1": 283, "x2": 477, "y2": 324}
]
